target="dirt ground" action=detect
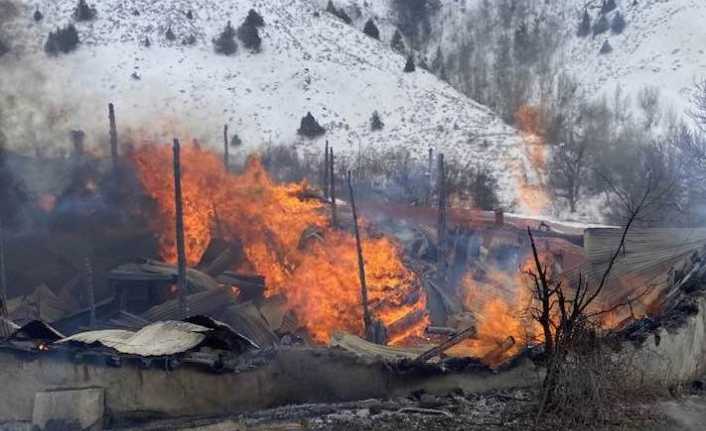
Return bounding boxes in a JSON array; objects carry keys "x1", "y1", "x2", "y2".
[{"x1": 114, "y1": 386, "x2": 706, "y2": 431}]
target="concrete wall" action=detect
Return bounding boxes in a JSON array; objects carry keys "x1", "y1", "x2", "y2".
[
  {"x1": 623, "y1": 294, "x2": 706, "y2": 385},
  {"x1": 0, "y1": 347, "x2": 539, "y2": 424}
]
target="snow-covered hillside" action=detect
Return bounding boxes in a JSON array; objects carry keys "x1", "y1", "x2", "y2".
[
  {"x1": 339, "y1": 0, "x2": 706, "y2": 118},
  {"x1": 1, "y1": 0, "x2": 541, "y2": 210}
]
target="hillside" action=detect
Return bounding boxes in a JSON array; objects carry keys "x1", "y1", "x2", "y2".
[
  {"x1": 335, "y1": 0, "x2": 706, "y2": 119},
  {"x1": 0, "y1": 0, "x2": 542, "y2": 211}
]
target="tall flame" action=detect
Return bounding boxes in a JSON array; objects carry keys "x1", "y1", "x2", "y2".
[
  {"x1": 131, "y1": 142, "x2": 427, "y2": 344},
  {"x1": 514, "y1": 105, "x2": 551, "y2": 216}
]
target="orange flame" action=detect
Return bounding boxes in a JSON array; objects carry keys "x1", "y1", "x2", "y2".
[
  {"x1": 130, "y1": 142, "x2": 428, "y2": 344},
  {"x1": 514, "y1": 105, "x2": 551, "y2": 216}
]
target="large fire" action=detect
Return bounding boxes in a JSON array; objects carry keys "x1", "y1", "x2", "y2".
[{"x1": 131, "y1": 142, "x2": 428, "y2": 344}]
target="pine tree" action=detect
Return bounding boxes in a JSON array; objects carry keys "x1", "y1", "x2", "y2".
[
  {"x1": 45, "y1": 24, "x2": 80, "y2": 55},
  {"x1": 213, "y1": 21, "x2": 237, "y2": 55},
  {"x1": 230, "y1": 134, "x2": 243, "y2": 148},
  {"x1": 326, "y1": 1, "x2": 337, "y2": 15},
  {"x1": 431, "y1": 46, "x2": 444, "y2": 72},
  {"x1": 298, "y1": 112, "x2": 326, "y2": 138},
  {"x1": 611, "y1": 11, "x2": 626, "y2": 34},
  {"x1": 404, "y1": 55, "x2": 415, "y2": 72},
  {"x1": 370, "y1": 111, "x2": 384, "y2": 131},
  {"x1": 363, "y1": 19, "x2": 380, "y2": 40},
  {"x1": 143, "y1": 37, "x2": 151, "y2": 47},
  {"x1": 33, "y1": 8, "x2": 44, "y2": 22},
  {"x1": 391, "y1": 29, "x2": 406, "y2": 53},
  {"x1": 165, "y1": 26, "x2": 176, "y2": 41},
  {"x1": 577, "y1": 9, "x2": 591, "y2": 37},
  {"x1": 186, "y1": 10, "x2": 194, "y2": 20},
  {"x1": 182, "y1": 35, "x2": 197, "y2": 46},
  {"x1": 336, "y1": 8, "x2": 352, "y2": 24},
  {"x1": 599, "y1": 39, "x2": 613, "y2": 54},
  {"x1": 0, "y1": 39, "x2": 8, "y2": 57},
  {"x1": 238, "y1": 22, "x2": 262, "y2": 52},
  {"x1": 73, "y1": 0, "x2": 96, "y2": 21},
  {"x1": 592, "y1": 15, "x2": 610, "y2": 36},
  {"x1": 601, "y1": 0, "x2": 617, "y2": 14},
  {"x1": 245, "y1": 9, "x2": 265, "y2": 27}
]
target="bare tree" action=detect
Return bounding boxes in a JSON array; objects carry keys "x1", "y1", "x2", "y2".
[
  {"x1": 690, "y1": 79, "x2": 706, "y2": 130},
  {"x1": 527, "y1": 186, "x2": 648, "y2": 420},
  {"x1": 637, "y1": 86, "x2": 662, "y2": 130}
]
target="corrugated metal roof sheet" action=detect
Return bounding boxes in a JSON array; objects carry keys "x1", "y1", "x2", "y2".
[{"x1": 58, "y1": 321, "x2": 209, "y2": 356}]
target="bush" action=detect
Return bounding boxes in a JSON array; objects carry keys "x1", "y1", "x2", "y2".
[
  {"x1": 592, "y1": 15, "x2": 609, "y2": 36},
  {"x1": 73, "y1": 0, "x2": 96, "y2": 22},
  {"x1": 611, "y1": 12, "x2": 626, "y2": 34},
  {"x1": 370, "y1": 111, "x2": 384, "y2": 131},
  {"x1": 391, "y1": 29, "x2": 406, "y2": 53},
  {"x1": 577, "y1": 10, "x2": 591, "y2": 37},
  {"x1": 363, "y1": 19, "x2": 380, "y2": 40},
  {"x1": 34, "y1": 9, "x2": 44, "y2": 22},
  {"x1": 237, "y1": 22, "x2": 261, "y2": 52},
  {"x1": 245, "y1": 9, "x2": 265, "y2": 27},
  {"x1": 404, "y1": 55, "x2": 415, "y2": 72},
  {"x1": 599, "y1": 39, "x2": 613, "y2": 54},
  {"x1": 186, "y1": 10, "x2": 194, "y2": 20},
  {"x1": 213, "y1": 21, "x2": 237, "y2": 55},
  {"x1": 45, "y1": 24, "x2": 80, "y2": 55},
  {"x1": 298, "y1": 112, "x2": 326, "y2": 138},
  {"x1": 143, "y1": 37, "x2": 151, "y2": 47},
  {"x1": 165, "y1": 26, "x2": 176, "y2": 41},
  {"x1": 182, "y1": 35, "x2": 196, "y2": 46}
]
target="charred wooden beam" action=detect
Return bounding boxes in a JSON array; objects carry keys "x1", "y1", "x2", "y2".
[
  {"x1": 329, "y1": 147, "x2": 337, "y2": 227},
  {"x1": 201, "y1": 241, "x2": 244, "y2": 277},
  {"x1": 173, "y1": 138, "x2": 189, "y2": 318},
  {"x1": 323, "y1": 141, "x2": 329, "y2": 200},
  {"x1": 436, "y1": 153, "x2": 448, "y2": 280},
  {"x1": 108, "y1": 103, "x2": 118, "y2": 169},
  {"x1": 413, "y1": 325, "x2": 476, "y2": 364},
  {"x1": 347, "y1": 171, "x2": 372, "y2": 339},
  {"x1": 223, "y1": 124, "x2": 229, "y2": 172},
  {"x1": 480, "y1": 336, "x2": 516, "y2": 366}
]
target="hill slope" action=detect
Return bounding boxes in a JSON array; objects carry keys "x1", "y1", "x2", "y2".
[{"x1": 1, "y1": 0, "x2": 540, "y2": 210}]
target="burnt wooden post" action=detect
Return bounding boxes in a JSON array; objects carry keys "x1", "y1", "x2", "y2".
[
  {"x1": 437, "y1": 153, "x2": 448, "y2": 278},
  {"x1": 323, "y1": 141, "x2": 330, "y2": 200},
  {"x1": 329, "y1": 147, "x2": 337, "y2": 227},
  {"x1": 0, "y1": 216, "x2": 8, "y2": 337},
  {"x1": 173, "y1": 139, "x2": 189, "y2": 318},
  {"x1": 108, "y1": 103, "x2": 118, "y2": 169},
  {"x1": 427, "y1": 147, "x2": 434, "y2": 205},
  {"x1": 84, "y1": 257, "x2": 96, "y2": 327},
  {"x1": 347, "y1": 171, "x2": 372, "y2": 338},
  {"x1": 223, "y1": 124, "x2": 229, "y2": 172}
]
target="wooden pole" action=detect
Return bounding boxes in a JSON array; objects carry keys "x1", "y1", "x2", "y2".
[
  {"x1": 427, "y1": 148, "x2": 433, "y2": 205},
  {"x1": 173, "y1": 139, "x2": 189, "y2": 318},
  {"x1": 223, "y1": 124, "x2": 229, "y2": 172},
  {"x1": 329, "y1": 147, "x2": 337, "y2": 227},
  {"x1": 0, "y1": 216, "x2": 9, "y2": 337},
  {"x1": 84, "y1": 257, "x2": 95, "y2": 327},
  {"x1": 347, "y1": 171, "x2": 371, "y2": 338},
  {"x1": 108, "y1": 103, "x2": 118, "y2": 170},
  {"x1": 437, "y1": 153, "x2": 447, "y2": 272},
  {"x1": 323, "y1": 141, "x2": 329, "y2": 200}
]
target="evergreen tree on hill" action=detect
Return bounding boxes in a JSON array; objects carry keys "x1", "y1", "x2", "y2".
[
  {"x1": 363, "y1": 19, "x2": 380, "y2": 40},
  {"x1": 238, "y1": 21, "x2": 262, "y2": 52},
  {"x1": 611, "y1": 11, "x2": 626, "y2": 34},
  {"x1": 370, "y1": 111, "x2": 384, "y2": 131},
  {"x1": 298, "y1": 112, "x2": 326, "y2": 138},
  {"x1": 577, "y1": 9, "x2": 591, "y2": 37},
  {"x1": 73, "y1": 0, "x2": 96, "y2": 21},
  {"x1": 213, "y1": 21, "x2": 237, "y2": 55},
  {"x1": 245, "y1": 9, "x2": 265, "y2": 27},
  {"x1": 391, "y1": 29, "x2": 406, "y2": 53}
]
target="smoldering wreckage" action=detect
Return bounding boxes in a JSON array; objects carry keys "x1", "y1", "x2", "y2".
[{"x1": 0, "y1": 106, "x2": 705, "y2": 431}]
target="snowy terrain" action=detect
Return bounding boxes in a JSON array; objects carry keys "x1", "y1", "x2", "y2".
[
  {"x1": 1, "y1": 0, "x2": 541, "y2": 211},
  {"x1": 335, "y1": 0, "x2": 706, "y2": 120}
]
